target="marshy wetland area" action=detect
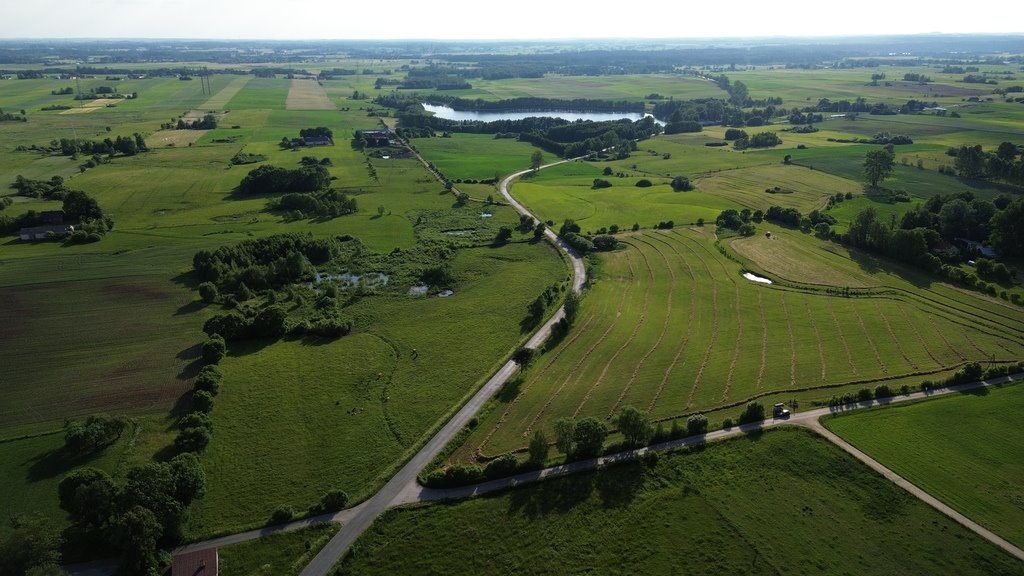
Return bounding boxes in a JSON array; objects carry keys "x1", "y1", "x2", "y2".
[{"x1": 1, "y1": 35, "x2": 1023, "y2": 575}]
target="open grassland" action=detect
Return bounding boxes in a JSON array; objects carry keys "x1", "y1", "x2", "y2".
[
  {"x1": 219, "y1": 524, "x2": 339, "y2": 576},
  {"x1": 188, "y1": 240, "x2": 567, "y2": 537},
  {"x1": 825, "y1": 383, "x2": 1024, "y2": 548},
  {"x1": 411, "y1": 133, "x2": 539, "y2": 181},
  {"x1": 286, "y1": 78, "x2": 335, "y2": 110},
  {"x1": 338, "y1": 428, "x2": 1024, "y2": 576},
  {"x1": 458, "y1": 228, "x2": 1024, "y2": 459},
  {"x1": 0, "y1": 426, "x2": 130, "y2": 534}
]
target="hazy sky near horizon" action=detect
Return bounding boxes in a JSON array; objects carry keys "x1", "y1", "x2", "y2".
[{"x1": 4, "y1": 0, "x2": 1022, "y2": 40}]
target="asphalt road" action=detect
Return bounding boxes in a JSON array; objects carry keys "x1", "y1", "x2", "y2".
[{"x1": 296, "y1": 160, "x2": 588, "y2": 576}]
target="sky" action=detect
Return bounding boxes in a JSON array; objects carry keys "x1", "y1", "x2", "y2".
[{"x1": 3, "y1": 0, "x2": 1023, "y2": 40}]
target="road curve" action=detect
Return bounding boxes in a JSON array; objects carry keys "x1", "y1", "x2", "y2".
[{"x1": 297, "y1": 161, "x2": 588, "y2": 576}]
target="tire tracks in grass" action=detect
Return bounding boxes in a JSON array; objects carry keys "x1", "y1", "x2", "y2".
[
  {"x1": 645, "y1": 232, "x2": 697, "y2": 414},
  {"x1": 669, "y1": 231, "x2": 721, "y2": 409},
  {"x1": 476, "y1": 314, "x2": 598, "y2": 455},
  {"x1": 756, "y1": 291, "x2": 768, "y2": 389},
  {"x1": 574, "y1": 242, "x2": 654, "y2": 418},
  {"x1": 918, "y1": 305, "x2": 968, "y2": 362},
  {"x1": 894, "y1": 300, "x2": 942, "y2": 366},
  {"x1": 681, "y1": 229, "x2": 746, "y2": 400},
  {"x1": 804, "y1": 299, "x2": 827, "y2": 383},
  {"x1": 523, "y1": 252, "x2": 637, "y2": 434},
  {"x1": 874, "y1": 299, "x2": 917, "y2": 371},
  {"x1": 852, "y1": 301, "x2": 887, "y2": 375},
  {"x1": 607, "y1": 234, "x2": 675, "y2": 418},
  {"x1": 781, "y1": 294, "x2": 797, "y2": 387},
  {"x1": 826, "y1": 298, "x2": 858, "y2": 377}
]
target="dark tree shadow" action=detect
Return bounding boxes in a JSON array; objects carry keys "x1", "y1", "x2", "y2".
[
  {"x1": 496, "y1": 377, "x2": 523, "y2": 403},
  {"x1": 25, "y1": 447, "x2": 107, "y2": 482},
  {"x1": 595, "y1": 460, "x2": 646, "y2": 508},
  {"x1": 519, "y1": 313, "x2": 541, "y2": 333},
  {"x1": 175, "y1": 300, "x2": 208, "y2": 315},
  {"x1": 507, "y1": 471, "x2": 594, "y2": 519}
]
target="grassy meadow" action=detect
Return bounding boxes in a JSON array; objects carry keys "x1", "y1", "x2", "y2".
[
  {"x1": 453, "y1": 227, "x2": 1024, "y2": 460},
  {"x1": 825, "y1": 383, "x2": 1024, "y2": 548},
  {"x1": 219, "y1": 524, "x2": 339, "y2": 576},
  {"x1": 0, "y1": 72, "x2": 568, "y2": 536},
  {"x1": 336, "y1": 428, "x2": 1024, "y2": 576}
]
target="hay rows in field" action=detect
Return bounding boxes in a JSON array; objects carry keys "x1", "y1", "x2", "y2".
[
  {"x1": 476, "y1": 313, "x2": 598, "y2": 454},
  {"x1": 608, "y1": 236, "x2": 675, "y2": 418},
  {"x1": 525, "y1": 252, "x2": 637, "y2": 433},
  {"x1": 852, "y1": 304, "x2": 887, "y2": 374},
  {"x1": 721, "y1": 283, "x2": 744, "y2": 402},
  {"x1": 875, "y1": 300, "x2": 917, "y2": 370},
  {"x1": 575, "y1": 241, "x2": 654, "y2": 418},
  {"x1": 804, "y1": 300, "x2": 827, "y2": 383},
  {"x1": 895, "y1": 303, "x2": 941, "y2": 365},
  {"x1": 677, "y1": 234, "x2": 719, "y2": 409},
  {"x1": 781, "y1": 294, "x2": 797, "y2": 387},
  {"x1": 646, "y1": 233, "x2": 697, "y2": 413},
  {"x1": 826, "y1": 299, "x2": 858, "y2": 376}
]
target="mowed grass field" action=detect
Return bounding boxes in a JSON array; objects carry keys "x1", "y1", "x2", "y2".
[
  {"x1": 458, "y1": 227, "x2": 1024, "y2": 459},
  {"x1": 336, "y1": 428, "x2": 1024, "y2": 576},
  {"x1": 219, "y1": 524, "x2": 339, "y2": 576},
  {"x1": 825, "y1": 383, "x2": 1024, "y2": 548},
  {"x1": 411, "y1": 133, "x2": 540, "y2": 181}
]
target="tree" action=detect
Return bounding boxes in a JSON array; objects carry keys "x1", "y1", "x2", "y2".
[
  {"x1": 989, "y1": 198, "x2": 1024, "y2": 256},
  {"x1": 168, "y1": 453, "x2": 206, "y2": 505},
  {"x1": 192, "y1": 390, "x2": 214, "y2": 413},
  {"x1": 530, "y1": 150, "x2": 544, "y2": 170},
  {"x1": 670, "y1": 175, "x2": 692, "y2": 192},
  {"x1": 112, "y1": 506, "x2": 163, "y2": 576},
  {"x1": 174, "y1": 427, "x2": 211, "y2": 453},
  {"x1": 533, "y1": 221, "x2": 546, "y2": 240},
  {"x1": 553, "y1": 418, "x2": 576, "y2": 455},
  {"x1": 58, "y1": 468, "x2": 118, "y2": 526},
  {"x1": 320, "y1": 489, "x2": 349, "y2": 511},
  {"x1": 202, "y1": 335, "x2": 226, "y2": 364},
  {"x1": 494, "y1": 226, "x2": 513, "y2": 244},
  {"x1": 863, "y1": 148, "x2": 895, "y2": 187},
  {"x1": 616, "y1": 406, "x2": 652, "y2": 447},
  {"x1": 686, "y1": 414, "x2": 709, "y2": 435},
  {"x1": 512, "y1": 347, "x2": 535, "y2": 372},
  {"x1": 197, "y1": 281, "x2": 218, "y2": 303},
  {"x1": 563, "y1": 291, "x2": 581, "y2": 325},
  {"x1": 573, "y1": 417, "x2": 607, "y2": 457},
  {"x1": 0, "y1": 517, "x2": 62, "y2": 576},
  {"x1": 62, "y1": 190, "x2": 103, "y2": 223},
  {"x1": 738, "y1": 401, "x2": 765, "y2": 424},
  {"x1": 528, "y1": 430, "x2": 549, "y2": 465}
]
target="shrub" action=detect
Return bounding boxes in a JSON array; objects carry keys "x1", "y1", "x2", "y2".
[
  {"x1": 179, "y1": 412, "x2": 212, "y2": 432},
  {"x1": 670, "y1": 175, "x2": 692, "y2": 191},
  {"x1": 319, "y1": 489, "x2": 349, "y2": 512},
  {"x1": 423, "y1": 464, "x2": 483, "y2": 488},
  {"x1": 270, "y1": 506, "x2": 294, "y2": 524},
  {"x1": 635, "y1": 179, "x2": 653, "y2": 188},
  {"x1": 484, "y1": 454, "x2": 519, "y2": 479},
  {"x1": 873, "y1": 384, "x2": 892, "y2": 399},
  {"x1": 192, "y1": 390, "x2": 214, "y2": 413},
  {"x1": 737, "y1": 402, "x2": 765, "y2": 424},
  {"x1": 193, "y1": 365, "x2": 222, "y2": 395},
  {"x1": 686, "y1": 414, "x2": 708, "y2": 435},
  {"x1": 202, "y1": 335, "x2": 226, "y2": 364},
  {"x1": 174, "y1": 427, "x2": 211, "y2": 453},
  {"x1": 857, "y1": 388, "x2": 873, "y2": 402},
  {"x1": 722, "y1": 418, "x2": 734, "y2": 429},
  {"x1": 63, "y1": 415, "x2": 129, "y2": 455}
]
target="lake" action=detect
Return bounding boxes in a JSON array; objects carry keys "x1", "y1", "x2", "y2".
[{"x1": 422, "y1": 103, "x2": 659, "y2": 124}]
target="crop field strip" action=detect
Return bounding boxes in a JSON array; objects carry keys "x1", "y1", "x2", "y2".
[
  {"x1": 469, "y1": 228, "x2": 1024, "y2": 456},
  {"x1": 200, "y1": 75, "x2": 251, "y2": 109}
]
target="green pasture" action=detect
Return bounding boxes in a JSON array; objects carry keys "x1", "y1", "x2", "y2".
[
  {"x1": 457, "y1": 228, "x2": 1024, "y2": 459},
  {"x1": 825, "y1": 383, "x2": 1024, "y2": 548},
  {"x1": 188, "y1": 240, "x2": 567, "y2": 537},
  {"x1": 219, "y1": 523, "x2": 339, "y2": 576},
  {"x1": 0, "y1": 426, "x2": 130, "y2": 533},
  {"x1": 338, "y1": 428, "x2": 1024, "y2": 576},
  {"x1": 411, "y1": 133, "x2": 539, "y2": 181},
  {"x1": 225, "y1": 77, "x2": 289, "y2": 110}
]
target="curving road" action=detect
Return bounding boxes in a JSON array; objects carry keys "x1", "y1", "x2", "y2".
[{"x1": 296, "y1": 161, "x2": 588, "y2": 576}]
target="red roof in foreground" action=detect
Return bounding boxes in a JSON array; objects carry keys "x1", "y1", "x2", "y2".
[{"x1": 171, "y1": 549, "x2": 218, "y2": 576}]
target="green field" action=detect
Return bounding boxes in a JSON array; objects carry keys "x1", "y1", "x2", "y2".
[
  {"x1": 188, "y1": 241, "x2": 566, "y2": 537},
  {"x1": 219, "y1": 524, "x2": 339, "y2": 576},
  {"x1": 825, "y1": 383, "x2": 1024, "y2": 548},
  {"x1": 455, "y1": 227, "x2": 1024, "y2": 460},
  {"x1": 336, "y1": 428, "x2": 1024, "y2": 576}
]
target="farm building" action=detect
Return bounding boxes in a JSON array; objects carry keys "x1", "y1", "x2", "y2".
[
  {"x1": 290, "y1": 135, "x2": 333, "y2": 147},
  {"x1": 358, "y1": 129, "x2": 392, "y2": 147},
  {"x1": 19, "y1": 224, "x2": 73, "y2": 241},
  {"x1": 170, "y1": 548, "x2": 218, "y2": 576}
]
